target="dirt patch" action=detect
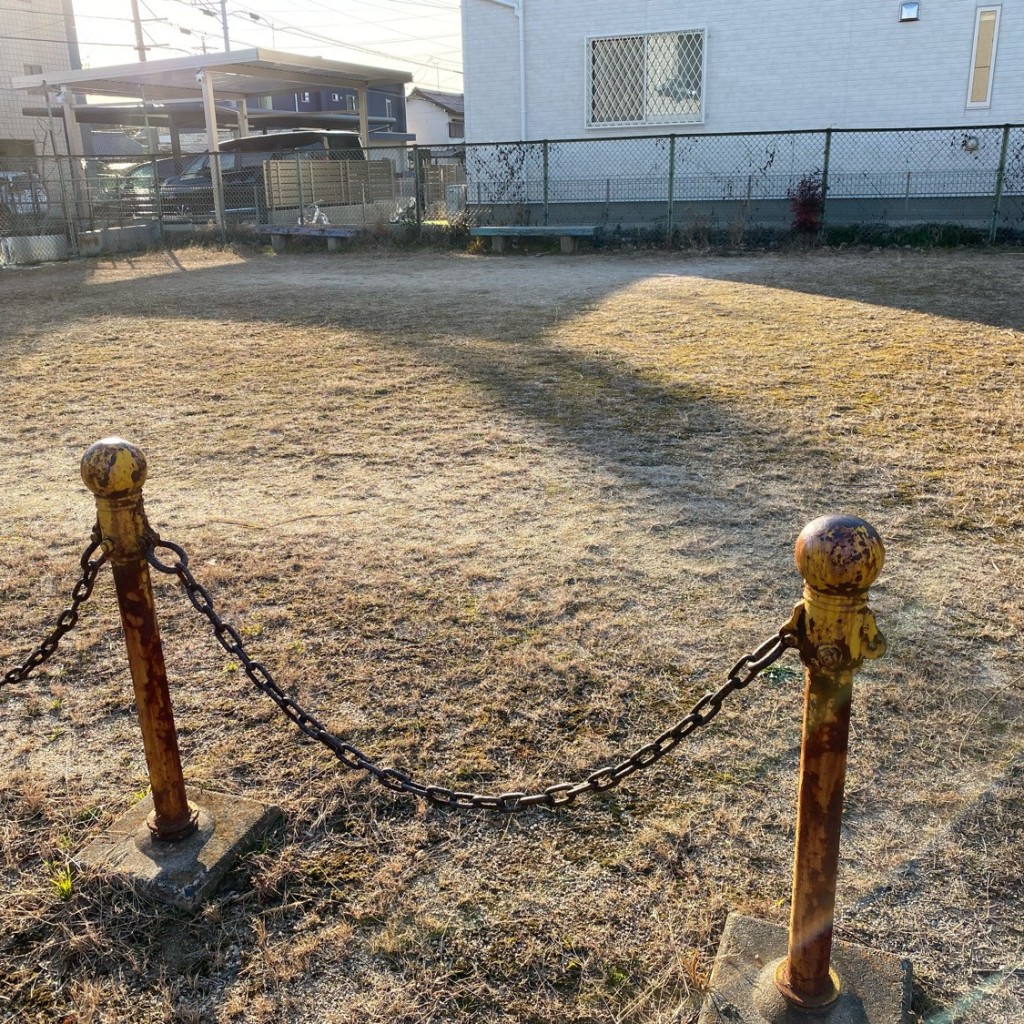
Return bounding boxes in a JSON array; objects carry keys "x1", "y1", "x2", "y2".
[{"x1": 1, "y1": 247, "x2": 1022, "y2": 1023}]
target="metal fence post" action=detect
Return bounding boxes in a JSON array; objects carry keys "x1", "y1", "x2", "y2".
[
  {"x1": 151, "y1": 154, "x2": 164, "y2": 244},
  {"x1": 775, "y1": 514, "x2": 886, "y2": 1010},
  {"x1": 989, "y1": 124, "x2": 1011, "y2": 243},
  {"x1": 413, "y1": 146, "x2": 424, "y2": 232},
  {"x1": 210, "y1": 151, "x2": 227, "y2": 242},
  {"x1": 80, "y1": 438, "x2": 198, "y2": 842},
  {"x1": 542, "y1": 139, "x2": 549, "y2": 225},
  {"x1": 818, "y1": 128, "x2": 832, "y2": 243},
  {"x1": 667, "y1": 134, "x2": 677, "y2": 244},
  {"x1": 295, "y1": 151, "x2": 305, "y2": 225}
]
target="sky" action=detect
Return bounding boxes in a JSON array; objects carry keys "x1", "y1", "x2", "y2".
[{"x1": 69, "y1": 0, "x2": 463, "y2": 91}]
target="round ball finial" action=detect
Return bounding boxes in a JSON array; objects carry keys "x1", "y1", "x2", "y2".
[
  {"x1": 795, "y1": 514, "x2": 884, "y2": 596},
  {"x1": 81, "y1": 438, "x2": 148, "y2": 498}
]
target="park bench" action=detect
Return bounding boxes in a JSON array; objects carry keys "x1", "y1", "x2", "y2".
[
  {"x1": 254, "y1": 224, "x2": 366, "y2": 253},
  {"x1": 469, "y1": 224, "x2": 599, "y2": 254}
]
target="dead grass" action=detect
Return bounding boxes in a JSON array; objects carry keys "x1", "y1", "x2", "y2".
[{"x1": 1, "y1": 247, "x2": 1022, "y2": 1023}]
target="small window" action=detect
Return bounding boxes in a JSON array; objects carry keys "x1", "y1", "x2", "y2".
[
  {"x1": 299, "y1": 91, "x2": 311, "y2": 104},
  {"x1": 968, "y1": 7, "x2": 1000, "y2": 107},
  {"x1": 24, "y1": 64, "x2": 43, "y2": 75},
  {"x1": 448, "y1": 120, "x2": 465, "y2": 139},
  {"x1": 385, "y1": 98, "x2": 394, "y2": 118},
  {"x1": 899, "y1": 3, "x2": 920, "y2": 21},
  {"x1": 346, "y1": 94, "x2": 357, "y2": 111},
  {"x1": 331, "y1": 92, "x2": 340, "y2": 102}
]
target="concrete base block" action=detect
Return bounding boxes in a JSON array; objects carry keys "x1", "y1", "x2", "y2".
[
  {"x1": 698, "y1": 913, "x2": 912, "y2": 1024},
  {"x1": 75, "y1": 788, "x2": 281, "y2": 910},
  {"x1": 1, "y1": 233, "x2": 69, "y2": 264}
]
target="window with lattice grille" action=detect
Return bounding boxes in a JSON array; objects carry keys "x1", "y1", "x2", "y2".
[{"x1": 588, "y1": 30, "x2": 705, "y2": 128}]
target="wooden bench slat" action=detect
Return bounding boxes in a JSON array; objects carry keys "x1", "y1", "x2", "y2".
[{"x1": 470, "y1": 226, "x2": 598, "y2": 237}]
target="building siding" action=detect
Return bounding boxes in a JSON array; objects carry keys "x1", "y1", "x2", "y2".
[
  {"x1": 463, "y1": 0, "x2": 1024, "y2": 143},
  {"x1": 0, "y1": 0, "x2": 74, "y2": 153},
  {"x1": 407, "y1": 96, "x2": 457, "y2": 146}
]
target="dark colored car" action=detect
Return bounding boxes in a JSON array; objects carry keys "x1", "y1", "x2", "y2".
[
  {"x1": 159, "y1": 130, "x2": 364, "y2": 222},
  {"x1": 118, "y1": 157, "x2": 182, "y2": 215}
]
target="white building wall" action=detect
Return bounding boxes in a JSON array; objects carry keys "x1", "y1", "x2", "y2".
[
  {"x1": 462, "y1": 0, "x2": 521, "y2": 141},
  {"x1": 463, "y1": 0, "x2": 1024, "y2": 143},
  {"x1": 406, "y1": 96, "x2": 456, "y2": 147},
  {"x1": 0, "y1": 0, "x2": 74, "y2": 152}
]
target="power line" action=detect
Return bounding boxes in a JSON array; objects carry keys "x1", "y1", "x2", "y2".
[{"x1": 164, "y1": 0, "x2": 462, "y2": 75}]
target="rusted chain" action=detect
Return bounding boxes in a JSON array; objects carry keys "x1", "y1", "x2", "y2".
[
  {"x1": 1, "y1": 529, "x2": 108, "y2": 690},
  {"x1": 148, "y1": 535, "x2": 801, "y2": 812}
]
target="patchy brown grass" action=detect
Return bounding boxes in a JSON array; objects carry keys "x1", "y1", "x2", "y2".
[{"x1": 1, "y1": 247, "x2": 1022, "y2": 1024}]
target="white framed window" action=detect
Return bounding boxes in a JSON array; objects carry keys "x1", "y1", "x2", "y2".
[
  {"x1": 967, "y1": 6, "x2": 1000, "y2": 107},
  {"x1": 385, "y1": 97, "x2": 394, "y2": 118},
  {"x1": 587, "y1": 30, "x2": 705, "y2": 128},
  {"x1": 346, "y1": 94, "x2": 357, "y2": 111}
]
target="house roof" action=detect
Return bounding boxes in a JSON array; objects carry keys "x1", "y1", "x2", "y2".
[
  {"x1": 408, "y1": 88, "x2": 464, "y2": 116},
  {"x1": 12, "y1": 48, "x2": 412, "y2": 102}
]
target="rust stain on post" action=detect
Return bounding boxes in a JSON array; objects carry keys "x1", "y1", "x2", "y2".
[
  {"x1": 81, "y1": 438, "x2": 198, "y2": 842},
  {"x1": 776, "y1": 514, "x2": 886, "y2": 1009}
]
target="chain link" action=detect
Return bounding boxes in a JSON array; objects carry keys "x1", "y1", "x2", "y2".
[
  {"x1": 148, "y1": 536, "x2": 800, "y2": 813},
  {"x1": 2, "y1": 528, "x2": 108, "y2": 690}
]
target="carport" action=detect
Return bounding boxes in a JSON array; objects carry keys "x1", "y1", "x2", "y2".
[{"x1": 13, "y1": 49, "x2": 413, "y2": 226}]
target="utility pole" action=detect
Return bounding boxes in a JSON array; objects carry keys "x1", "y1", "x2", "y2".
[
  {"x1": 129, "y1": 0, "x2": 147, "y2": 62},
  {"x1": 128, "y1": 1, "x2": 160, "y2": 153},
  {"x1": 221, "y1": 0, "x2": 230, "y2": 51}
]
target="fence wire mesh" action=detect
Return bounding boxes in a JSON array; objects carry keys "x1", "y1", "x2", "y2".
[{"x1": 1, "y1": 124, "x2": 1022, "y2": 263}]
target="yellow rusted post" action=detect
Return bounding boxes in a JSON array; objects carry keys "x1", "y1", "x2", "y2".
[
  {"x1": 81, "y1": 438, "x2": 198, "y2": 841},
  {"x1": 775, "y1": 514, "x2": 886, "y2": 1010}
]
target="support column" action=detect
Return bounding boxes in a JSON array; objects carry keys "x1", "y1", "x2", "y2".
[
  {"x1": 198, "y1": 69, "x2": 226, "y2": 234},
  {"x1": 60, "y1": 87, "x2": 89, "y2": 224},
  {"x1": 237, "y1": 98, "x2": 250, "y2": 138},
  {"x1": 358, "y1": 85, "x2": 369, "y2": 149}
]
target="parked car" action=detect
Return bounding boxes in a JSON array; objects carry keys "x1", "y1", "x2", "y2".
[
  {"x1": 0, "y1": 170, "x2": 48, "y2": 229},
  {"x1": 118, "y1": 156, "x2": 182, "y2": 215},
  {"x1": 160, "y1": 130, "x2": 364, "y2": 222}
]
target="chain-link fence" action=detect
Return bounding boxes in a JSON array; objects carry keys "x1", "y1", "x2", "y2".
[
  {"x1": 461, "y1": 125, "x2": 1024, "y2": 243},
  {"x1": 1, "y1": 125, "x2": 1021, "y2": 262}
]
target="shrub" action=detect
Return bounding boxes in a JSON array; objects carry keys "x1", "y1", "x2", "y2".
[{"x1": 788, "y1": 171, "x2": 824, "y2": 235}]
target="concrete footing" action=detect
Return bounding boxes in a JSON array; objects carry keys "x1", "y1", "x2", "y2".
[
  {"x1": 75, "y1": 788, "x2": 281, "y2": 910},
  {"x1": 698, "y1": 913, "x2": 912, "y2": 1024}
]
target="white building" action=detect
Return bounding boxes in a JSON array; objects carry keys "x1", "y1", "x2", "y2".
[
  {"x1": 0, "y1": 0, "x2": 78, "y2": 157},
  {"x1": 462, "y1": 1, "x2": 1022, "y2": 142},
  {"x1": 406, "y1": 88, "x2": 464, "y2": 147}
]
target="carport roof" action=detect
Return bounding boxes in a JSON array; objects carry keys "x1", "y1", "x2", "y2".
[{"x1": 11, "y1": 48, "x2": 412, "y2": 102}]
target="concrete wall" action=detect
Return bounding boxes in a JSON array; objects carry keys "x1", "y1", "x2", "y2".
[
  {"x1": 463, "y1": 0, "x2": 1024, "y2": 142},
  {"x1": 0, "y1": 0, "x2": 74, "y2": 154}
]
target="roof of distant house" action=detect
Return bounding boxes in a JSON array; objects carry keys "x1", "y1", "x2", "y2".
[{"x1": 408, "y1": 88, "x2": 464, "y2": 116}]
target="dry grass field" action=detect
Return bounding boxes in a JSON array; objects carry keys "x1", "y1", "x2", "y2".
[{"x1": 1, "y1": 245, "x2": 1022, "y2": 1024}]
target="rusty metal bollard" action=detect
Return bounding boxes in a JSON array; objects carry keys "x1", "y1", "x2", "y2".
[
  {"x1": 81, "y1": 438, "x2": 199, "y2": 842},
  {"x1": 775, "y1": 514, "x2": 887, "y2": 1010}
]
